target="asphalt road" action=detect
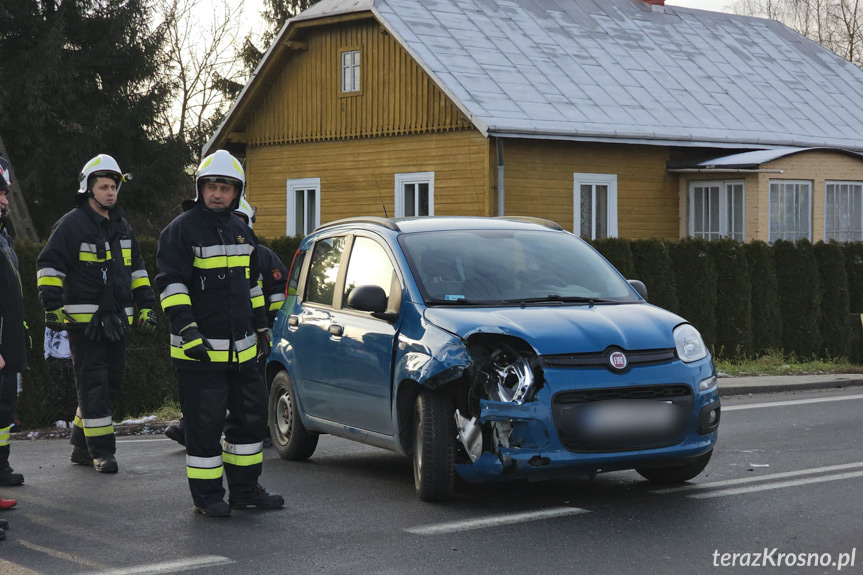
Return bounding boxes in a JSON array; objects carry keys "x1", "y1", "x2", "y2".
[{"x1": 2, "y1": 388, "x2": 862, "y2": 575}]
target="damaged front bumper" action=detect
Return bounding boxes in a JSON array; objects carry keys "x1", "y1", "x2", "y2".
[{"x1": 454, "y1": 359, "x2": 720, "y2": 484}]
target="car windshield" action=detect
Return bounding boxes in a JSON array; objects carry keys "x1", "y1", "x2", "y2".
[{"x1": 399, "y1": 229, "x2": 640, "y2": 305}]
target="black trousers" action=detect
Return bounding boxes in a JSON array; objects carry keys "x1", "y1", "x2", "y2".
[
  {"x1": 0, "y1": 369, "x2": 17, "y2": 465},
  {"x1": 178, "y1": 367, "x2": 268, "y2": 507},
  {"x1": 67, "y1": 330, "x2": 125, "y2": 458}
]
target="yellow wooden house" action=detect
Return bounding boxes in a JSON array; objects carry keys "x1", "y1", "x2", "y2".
[{"x1": 205, "y1": 0, "x2": 863, "y2": 242}]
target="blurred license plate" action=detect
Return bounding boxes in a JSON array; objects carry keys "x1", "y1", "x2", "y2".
[{"x1": 580, "y1": 399, "x2": 679, "y2": 436}]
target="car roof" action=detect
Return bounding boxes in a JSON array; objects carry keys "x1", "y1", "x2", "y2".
[{"x1": 313, "y1": 216, "x2": 564, "y2": 235}]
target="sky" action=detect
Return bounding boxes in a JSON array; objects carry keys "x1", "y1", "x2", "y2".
[{"x1": 235, "y1": 0, "x2": 738, "y2": 41}]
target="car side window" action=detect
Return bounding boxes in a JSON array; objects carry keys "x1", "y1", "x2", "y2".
[
  {"x1": 343, "y1": 237, "x2": 396, "y2": 306},
  {"x1": 304, "y1": 236, "x2": 346, "y2": 306}
]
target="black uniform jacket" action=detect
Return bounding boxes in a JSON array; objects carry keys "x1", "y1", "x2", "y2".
[
  {"x1": 155, "y1": 203, "x2": 267, "y2": 371},
  {"x1": 36, "y1": 203, "x2": 155, "y2": 330},
  {"x1": 257, "y1": 244, "x2": 288, "y2": 328},
  {"x1": 0, "y1": 224, "x2": 28, "y2": 372}
]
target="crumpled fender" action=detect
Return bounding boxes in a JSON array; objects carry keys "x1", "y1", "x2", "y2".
[{"x1": 393, "y1": 317, "x2": 470, "y2": 388}]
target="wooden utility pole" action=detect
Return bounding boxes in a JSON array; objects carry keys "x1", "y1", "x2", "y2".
[{"x1": 0, "y1": 132, "x2": 39, "y2": 242}]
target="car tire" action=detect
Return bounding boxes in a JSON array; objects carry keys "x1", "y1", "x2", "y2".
[
  {"x1": 269, "y1": 370, "x2": 318, "y2": 461},
  {"x1": 635, "y1": 450, "x2": 713, "y2": 484},
  {"x1": 413, "y1": 389, "x2": 456, "y2": 502}
]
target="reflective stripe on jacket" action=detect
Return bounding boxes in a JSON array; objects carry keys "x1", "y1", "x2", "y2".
[
  {"x1": 36, "y1": 204, "x2": 155, "y2": 328},
  {"x1": 155, "y1": 204, "x2": 267, "y2": 371}
]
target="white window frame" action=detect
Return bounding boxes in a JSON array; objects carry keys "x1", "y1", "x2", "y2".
[
  {"x1": 687, "y1": 180, "x2": 746, "y2": 241},
  {"x1": 824, "y1": 180, "x2": 863, "y2": 242},
  {"x1": 394, "y1": 172, "x2": 434, "y2": 217},
  {"x1": 768, "y1": 179, "x2": 812, "y2": 242},
  {"x1": 573, "y1": 173, "x2": 618, "y2": 239},
  {"x1": 341, "y1": 49, "x2": 361, "y2": 93},
  {"x1": 286, "y1": 178, "x2": 321, "y2": 236}
]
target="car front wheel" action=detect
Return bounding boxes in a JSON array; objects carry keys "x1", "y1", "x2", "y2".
[
  {"x1": 269, "y1": 370, "x2": 319, "y2": 461},
  {"x1": 636, "y1": 450, "x2": 713, "y2": 484},
  {"x1": 413, "y1": 389, "x2": 456, "y2": 501}
]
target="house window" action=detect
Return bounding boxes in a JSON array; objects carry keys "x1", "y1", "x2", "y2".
[
  {"x1": 341, "y1": 49, "x2": 360, "y2": 93},
  {"x1": 825, "y1": 181, "x2": 863, "y2": 242},
  {"x1": 286, "y1": 178, "x2": 321, "y2": 237},
  {"x1": 688, "y1": 181, "x2": 745, "y2": 241},
  {"x1": 573, "y1": 173, "x2": 618, "y2": 239},
  {"x1": 394, "y1": 172, "x2": 434, "y2": 217},
  {"x1": 769, "y1": 180, "x2": 811, "y2": 242}
]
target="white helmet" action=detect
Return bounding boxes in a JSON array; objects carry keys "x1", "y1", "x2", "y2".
[
  {"x1": 78, "y1": 154, "x2": 124, "y2": 196},
  {"x1": 195, "y1": 150, "x2": 245, "y2": 209},
  {"x1": 232, "y1": 197, "x2": 256, "y2": 228}
]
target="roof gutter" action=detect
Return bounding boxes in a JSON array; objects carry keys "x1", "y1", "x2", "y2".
[{"x1": 667, "y1": 168, "x2": 784, "y2": 173}]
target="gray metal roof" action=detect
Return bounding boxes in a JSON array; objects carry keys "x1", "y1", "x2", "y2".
[
  {"x1": 207, "y1": 0, "x2": 863, "y2": 153},
  {"x1": 692, "y1": 147, "x2": 863, "y2": 168}
]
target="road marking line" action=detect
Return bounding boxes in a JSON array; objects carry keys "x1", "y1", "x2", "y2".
[
  {"x1": 405, "y1": 507, "x2": 590, "y2": 535},
  {"x1": 687, "y1": 470, "x2": 863, "y2": 499},
  {"x1": 723, "y1": 394, "x2": 863, "y2": 411},
  {"x1": 652, "y1": 461, "x2": 863, "y2": 494},
  {"x1": 19, "y1": 541, "x2": 107, "y2": 569},
  {"x1": 73, "y1": 555, "x2": 234, "y2": 575}
]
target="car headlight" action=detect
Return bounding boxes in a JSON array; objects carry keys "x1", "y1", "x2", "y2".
[{"x1": 673, "y1": 324, "x2": 708, "y2": 363}]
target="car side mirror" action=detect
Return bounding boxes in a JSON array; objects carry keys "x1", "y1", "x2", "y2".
[
  {"x1": 628, "y1": 279, "x2": 648, "y2": 302},
  {"x1": 347, "y1": 284, "x2": 389, "y2": 314}
]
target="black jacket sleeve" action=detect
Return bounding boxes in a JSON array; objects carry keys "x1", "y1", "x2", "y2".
[{"x1": 155, "y1": 220, "x2": 197, "y2": 334}]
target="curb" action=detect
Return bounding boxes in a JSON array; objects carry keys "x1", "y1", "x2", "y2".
[{"x1": 718, "y1": 377, "x2": 863, "y2": 397}]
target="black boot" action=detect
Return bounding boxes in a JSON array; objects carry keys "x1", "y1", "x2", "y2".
[
  {"x1": 0, "y1": 527, "x2": 5, "y2": 541},
  {"x1": 70, "y1": 446, "x2": 93, "y2": 465},
  {"x1": 228, "y1": 484, "x2": 285, "y2": 510},
  {"x1": 193, "y1": 500, "x2": 231, "y2": 517},
  {"x1": 164, "y1": 420, "x2": 186, "y2": 447},
  {"x1": 0, "y1": 468, "x2": 23, "y2": 486},
  {"x1": 93, "y1": 454, "x2": 118, "y2": 474},
  {"x1": 0, "y1": 518, "x2": 8, "y2": 529}
]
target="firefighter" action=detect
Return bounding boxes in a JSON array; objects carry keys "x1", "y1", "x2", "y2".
[
  {"x1": 36, "y1": 154, "x2": 157, "y2": 474},
  {"x1": 155, "y1": 150, "x2": 284, "y2": 517},
  {"x1": 0, "y1": 158, "x2": 27, "y2": 489},
  {"x1": 163, "y1": 198, "x2": 287, "y2": 447}
]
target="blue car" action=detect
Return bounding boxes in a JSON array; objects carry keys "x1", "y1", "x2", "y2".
[{"x1": 267, "y1": 217, "x2": 720, "y2": 501}]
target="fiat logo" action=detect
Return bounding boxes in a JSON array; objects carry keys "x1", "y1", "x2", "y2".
[{"x1": 609, "y1": 351, "x2": 627, "y2": 370}]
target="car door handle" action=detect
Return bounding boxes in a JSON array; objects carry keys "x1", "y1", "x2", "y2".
[
  {"x1": 328, "y1": 324, "x2": 344, "y2": 337},
  {"x1": 288, "y1": 315, "x2": 299, "y2": 326}
]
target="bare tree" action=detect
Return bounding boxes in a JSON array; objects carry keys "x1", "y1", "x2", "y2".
[
  {"x1": 156, "y1": 0, "x2": 247, "y2": 159},
  {"x1": 730, "y1": 0, "x2": 863, "y2": 68}
]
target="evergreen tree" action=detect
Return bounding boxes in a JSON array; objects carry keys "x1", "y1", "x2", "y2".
[
  {"x1": 0, "y1": 0, "x2": 191, "y2": 238},
  {"x1": 217, "y1": 0, "x2": 321, "y2": 99}
]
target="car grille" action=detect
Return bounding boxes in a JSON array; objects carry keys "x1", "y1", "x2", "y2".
[
  {"x1": 552, "y1": 384, "x2": 693, "y2": 453},
  {"x1": 540, "y1": 348, "x2": 676, "y2": 370}
]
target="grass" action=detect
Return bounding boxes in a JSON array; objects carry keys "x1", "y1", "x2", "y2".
[
  {"x1": 148, "y1": 400, "x2": 183, "y2": 422},
  {"x1": 715, "y1": 350, "x2": 862, "y2": 377}
]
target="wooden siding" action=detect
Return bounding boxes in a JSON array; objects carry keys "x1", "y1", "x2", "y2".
[
  {"x1": 503, "y1": 140, "x2": 679, "y2": 239},
  {"x1": 245, "y1": 18, "x2": 473, "y2": 146},
  {"x1": 245, "y1": 131, "x2": 490, "y2": 238}
]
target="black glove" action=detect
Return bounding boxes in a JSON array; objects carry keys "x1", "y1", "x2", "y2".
[
  {"x1": 256, "y1": 328, "x2": 271, "y2": 362},
  {"x1": 181, "y1": 326, "x2": 213, "y2": 362},
  {"x1": 85, "y1": 310, "x2": 125, "y2": 342},
  {"x1": 85, "y1": 290, "x2": 125, "y2": 342}
]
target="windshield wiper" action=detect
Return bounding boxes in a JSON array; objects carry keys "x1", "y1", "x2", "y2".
[
  {"x1": 499, "y1": 295, "x2": 618, "y2": 305},
  {"x1": 425, "y1": 298, "x2": 480, "y2": 306}
]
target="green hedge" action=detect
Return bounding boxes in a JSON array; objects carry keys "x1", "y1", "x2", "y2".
[
  {"x1": 670, "y1": 238, "x2": 716, "y2": 348},
  {"x1": 630, "y1": 239, "x2": 679, "y2": 313},
  {"x1": 745, "y1": 241, "x2": 782, "y2": 354},
  {"x1": 814, "y1": 241, "x2": 850, "y2": 359},
  {"x1": 710, "y1": 239, "x2": 752, "y2": 359},
  {"x1": 773, "y1": 239, "x2": 821, "y2": 358}
]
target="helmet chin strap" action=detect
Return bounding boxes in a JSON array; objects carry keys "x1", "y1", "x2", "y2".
[{"x1": 88, "y1": 190, "x2": 116, "y2": 211}]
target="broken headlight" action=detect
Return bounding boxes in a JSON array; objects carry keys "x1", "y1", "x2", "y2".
[{"x1": 490, "y1": 349, "x2": 534, "y2": 404}]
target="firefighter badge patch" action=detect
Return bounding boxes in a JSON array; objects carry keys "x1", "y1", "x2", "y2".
[
  {"x1": 237, "y1": 236, "x2": 246, "y2": 244},
  {"x1": 273, "y1": 268, "x2": 283, "y2": 280}
]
